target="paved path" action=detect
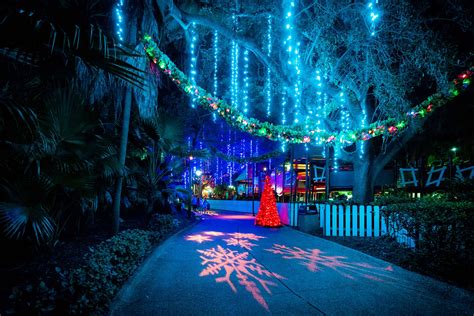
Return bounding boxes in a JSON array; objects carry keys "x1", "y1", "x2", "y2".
[{"x1": 111, "y1": 212, "x2": 474, "y2": 315}]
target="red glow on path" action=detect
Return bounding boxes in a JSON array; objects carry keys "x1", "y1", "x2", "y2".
[
  {"x1": 215, "y1": 214, "x2": 255, "y2": 220},
  {"x1": 198, "y1": 245, "x2": 285, "y2": 311}
]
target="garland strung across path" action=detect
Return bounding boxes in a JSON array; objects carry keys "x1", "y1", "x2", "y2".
[{"x1": 143, "y1": 35, "x2": 473, "y2": 146}]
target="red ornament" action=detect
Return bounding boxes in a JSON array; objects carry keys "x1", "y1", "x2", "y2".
[
  {"x1": 255, "y1": 176, "x2": 282, "y2": 227},
  {"x1": 388, "y1": 126, "x2": 398, "y2": 134}
]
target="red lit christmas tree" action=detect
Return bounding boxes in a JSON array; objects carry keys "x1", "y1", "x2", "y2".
[{"x1": 255, "y1": 175, "x2": 282, "y2": 227}]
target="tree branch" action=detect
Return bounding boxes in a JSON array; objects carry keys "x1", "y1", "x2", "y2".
[{"x1": 165, "y1": 1, "x2": 292, "y2": 89}]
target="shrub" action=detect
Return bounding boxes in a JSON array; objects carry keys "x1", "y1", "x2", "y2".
[
  {"x1": 148, "y1": 214, "x2": 180, "y2": 234},
  {"x1": 375, "y1": 189, "x2": 414, "y2": 205},
  {"x1": 7, "y1": 228, "x2": 167, "y2": 315},
  {"x1": 382, "y1": 198, "x2": 474, "y2": 279},
  {"x1": 8, "y1": 281, "x2": 57, "y2": 315},
  {"x1": 66, "y1": 229, "x2": 158, "y2": 314}
]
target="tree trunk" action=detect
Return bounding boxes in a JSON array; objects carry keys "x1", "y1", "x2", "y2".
[
  {"x1": 112, "y1": 21, "x2": 137, "y2": 234},
  {"x1": 112, "y1": 87, "x2": 133, "y2": 234},
  {"x1": 352, "y1": 157, "x2": 376, "y2": 204},
  {"x1": 351, "y1": 141, "x2": 380, "y2": 204}
]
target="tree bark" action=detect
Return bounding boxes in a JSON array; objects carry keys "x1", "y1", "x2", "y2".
[
  {"x1": 352, "y1": 153, "x2": 376, "y2": 203},
  {"x1": 112, "y1": 22, "x2": 137, "y2": 234},
  {"x1": 351, "y1": 124, "x2": 421, "y2": 204},
  {"x1": 112, "y1": 87, "x2": 133, "y2": 234}
]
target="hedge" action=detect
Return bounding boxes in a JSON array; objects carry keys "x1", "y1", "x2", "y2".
[{"x1": 7, "y1": 214, "x2": 179, "y2": 315}]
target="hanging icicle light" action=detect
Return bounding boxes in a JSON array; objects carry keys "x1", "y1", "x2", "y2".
[
  {"x1": 367, "y1": 0, "x2": 380, "y2": 36},
  {"x1": 314, "y1": 70, "x2": 324, "y2": 145},
  {"x1": 230, "y1": 13, "x2": 240, "y2": 110},
  {"x1": 243, "y1": 49, "x2": 249, "y2": 114},
  {"x1": 114, "y1": 0, "x2": 125, "y2": 44},
  {"x1": 265, "y1": 15, "x2": 272, "y2": 117},
  {"x1": 189, "y1": 23, "x2": 198, "y2": 108},
  {"x1": 283, "y1": 0, "x2": 302, "y2": 124},
  {"x1": 213, "y1": 30, "x2": 219, "y2": 120},
  {"x1": 280, "y1": 92, "x2": 287, "y2": 152}
]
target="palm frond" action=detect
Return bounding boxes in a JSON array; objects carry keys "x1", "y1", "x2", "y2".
[{"x1": 0, "y1": 203, "x2": 55, "y2": 243}]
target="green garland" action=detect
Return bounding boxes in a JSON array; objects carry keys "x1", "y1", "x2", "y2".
[{"x1": 143, "y1": 35, "x2": 472, "y2": 146}]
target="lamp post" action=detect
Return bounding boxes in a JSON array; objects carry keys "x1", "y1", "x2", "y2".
[{"x1": 449, "y1": 147, "x2": 458, "y2": 179}]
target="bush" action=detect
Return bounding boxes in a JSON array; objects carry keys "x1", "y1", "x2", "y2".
[
  {"x1": 375, "y1": 189, "x2": 414, "y2": 205},
  {"x1": 66, "y1": 229, "x2": 159, "y2": 314},
  {"x1": 382, "y1": 198, "x2": 474, "y2": 280},
  {"x1": 148, "y1": 213, "x2": 180, "y2": 234},
  {"x1": 8, "y1": 228, "x2": 166, "y2": 315}
]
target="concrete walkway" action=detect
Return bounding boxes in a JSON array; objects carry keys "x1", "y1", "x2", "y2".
[{"x1": 111, "y1": 212, "x2": 474, "y2": 315}]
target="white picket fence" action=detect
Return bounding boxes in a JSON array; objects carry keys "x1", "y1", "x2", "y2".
[{"x1": 315, "y1": 203, "x2": 415, "y2": 247}]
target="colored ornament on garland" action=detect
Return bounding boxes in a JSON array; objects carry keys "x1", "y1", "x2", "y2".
[
  {"x1": 142, "y1": 35, "x2": 473, "y2": 146},
  {"x1": 255, "y1": 176, "x2": 282, "y2": 227}
]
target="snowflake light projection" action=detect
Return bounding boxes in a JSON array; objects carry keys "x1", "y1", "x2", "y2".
[
  {"x1": 223, "y1": 237, "x2": 257, "y2": 250},
  {"x1": 198, "y1": 245, "x2": 284, "y2": 311},
  {"x1": 266, "y1": 244, "x2": 394, "y2": 282},
  {"x1": 227, "y1": 233, "x2": 266, "y2": 241},
  {"x1": 203, "y1": 231, "x2": 225, "y2": 237},
  {"x1": 185, "y1": 234, "x2": 213, "y2": 243}
]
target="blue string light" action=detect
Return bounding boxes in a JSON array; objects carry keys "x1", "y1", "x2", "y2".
[
  {"x1": 367, "y1": 0, "x2": 380, "y2": 36},
  {"x1": 280, "y1": 92, "x2": 287, "y2": 152},
  {"x1": 243, "y1": 49, "x2": 249, "y2": 114},
  {"x1": 213, "y1": 31, "x2": 219, "y2": 120},
  {"x1": 314, "y1": 70, "x2": 324, "y2": 145},
  {"x1": 114, "y1": 0, "x2": 124, "y2": 44},
  {"x1": 265, "y1": 15, "x2": 272, "y2": 117},
  {"x1": 189, "y1": 23, "x2": 198, "y2": 108},
  {"x1": 283, "y1": 0, "x2": 302, "y2": 124}
]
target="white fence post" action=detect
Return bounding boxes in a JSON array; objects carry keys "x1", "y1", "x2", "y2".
[
  {"x1": 374, "y1": 206, "x2": 380, "y2": 237},
  {"x1": 352, "y1": 205, "x2": 358, "y2": 237},
  {"x1": 359, "y1": 205, "x2": 365, "y2": 237},
  {"x1": 367, "y1": 205, "x2": 373, "y2": 237},
  {"x1": 338, "y1": 205, "x2": 344, "y2": 236},
  {"x1": 345, "y1": 205, "x2": 351, "y2": 236},
  {"x1": 325, "y1": 205, "x2": 331, "y2": 236}
]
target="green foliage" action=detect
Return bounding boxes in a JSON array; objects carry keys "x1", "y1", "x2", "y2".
[
  {"x1": 0, "y1": 87, "x2": 119, "y2": 244},
  {"x1": 382, "y1": 198, "x2": 474, "y2": 277},
  {"x1": 443, "y1": 178, "x2": 474, "y2": 201},
  {"x1": 148, "y1": 214, "x2": 180, "y2": 233},
  {"x1": 8, "y1": 228, "x2": 167, "y2": 315},
  {"x1": 8, "y1": 281, "x2": 57, "y2": 314},
  {"x1": 66, "y1": 229, "x2": 157, "y2": 314},
  {"x1": 374, "y1": 189, "x2": 414, "y2": 205}
]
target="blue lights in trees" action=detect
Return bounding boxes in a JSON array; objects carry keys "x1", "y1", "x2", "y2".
[
  {"x1": 189, "y1": 23, "x2": 198, "y2": 108},
  {"x1": 213, "y1": 31, "x2": 219, "y2": 120},
  {"x1": 367, "y1": 1, "x2": 380, "y2": 36},
  {"x1": 283, "y1": 0, "x2": 302, "y2": 124},
  {"x1": 230, "y1": 14, "x2": 240, "y2": 110},
  {"x1": 265, "y1": 15, "x2": 272, "y2": 117},
  {"x1": 243, "y1": 49, "x2": 249, "y2": 114},
  {"x1": 114, "y1": 0, "x2": 124, "y2": 43}
]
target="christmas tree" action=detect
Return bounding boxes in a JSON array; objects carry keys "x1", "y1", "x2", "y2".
[{"x1": 255, "y1": 175, "x2": 282, "y2": 227}]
